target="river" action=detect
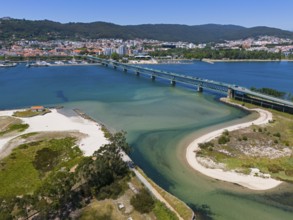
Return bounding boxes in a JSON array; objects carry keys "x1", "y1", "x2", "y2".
[{"x1": 0, "y1": 61, "x2": 292, "y2": 219}]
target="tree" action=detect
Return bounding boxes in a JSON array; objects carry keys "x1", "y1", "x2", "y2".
[
  {"x1": 130, "y1": 189, "x2": 155, "y2": 213},
  {"x1": 111, "y1": 52, "x2": 120, "y2": 61}
]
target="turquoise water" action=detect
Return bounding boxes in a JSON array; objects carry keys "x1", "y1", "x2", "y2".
[{"x1": 0, "y1": 62, "x2": 293, "y2": 219}]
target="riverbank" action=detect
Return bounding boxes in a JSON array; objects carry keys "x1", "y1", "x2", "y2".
[
  {"x1": 0, "y1": 109, "x2": 108, "y2": 157},
  {"x1": 202, "y1": 58, "x2": 293, "y2": 63},
  {"x1": 186, "y1": 99, "x2": 283, "y2": 190}
]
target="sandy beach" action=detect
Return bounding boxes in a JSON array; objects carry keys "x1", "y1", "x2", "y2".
[
  {"x1": 186, "y1": 101, "x2": 282, "y2": 190},
  {"x1": 0, "y1": 109, "x2": 108, "y2": 156}
]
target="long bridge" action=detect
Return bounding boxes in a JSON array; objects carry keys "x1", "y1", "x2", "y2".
[{"x1": 86, "y1": 55, "x2": 293, "y2": 114}]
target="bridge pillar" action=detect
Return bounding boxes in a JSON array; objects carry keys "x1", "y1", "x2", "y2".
[
  {"x1": 197, "y1": 85, "x2": 203, "y2": 92},
  {"x1": 151, "y1": 75, "x2": 156, "y2": 80},
  {"x1": 136, "y1": 71, "x2": 140, "y2": 76},
  {"x1": 227, "y1": 88, "x2": 235, "y2": 99},
  {"x1": 170, "y1": 80, "x2": 176, "y2": 86}
]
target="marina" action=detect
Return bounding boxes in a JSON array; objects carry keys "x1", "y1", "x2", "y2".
[
  {"x1": 26, "y1": 60, "x2": 101, "y2": 67},
  {"x1": 0, "y1": 62, "x2": 17, "y2": 68}
]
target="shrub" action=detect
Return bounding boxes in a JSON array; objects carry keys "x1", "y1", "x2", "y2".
[
  {"x1": 218, "y1": 135, "x2": 230, "y2": 144},
  {"x1": 96, "y1": 181, "x2": 123, "y2": 200},
  {"x1": 32, "y1": 147, "x2": 59, "y2": 173},
  {"x1": 268, "y1": 164, "x2": 284, "y2": 173},
  {"x1": 131, "y1": 189, "x2": 155, "y2": 213},
  {"x1": 274, "y1": 140, "x2": 278, "y2": 144},
  {"x1": 285, "y1": 170, "x2": 293, "y2": 177},
  {"x1": 258, "y1": 128, "x2": 262, "y2": 132},
  {"x1": 242, "y1": 136, "x2": 248, "y2": 141},
  {"x1": 273, "y1": 132, "x2": 281, "y2": 138},
  {"x1": 198, "y1": 142, "x2": 214, "y2": 149},
  {"x1": 222, "y1": 130, "x2": 229, "y2": 136}
]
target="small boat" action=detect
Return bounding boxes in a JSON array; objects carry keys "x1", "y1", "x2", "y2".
[
  {"x1": 54, "y1": 61, "x2": 65, "y2": 65},
  {"x1": 68, "y1": 60, "x2": 78, "y2": 65},
  {"x1": 27, "y1": 61, "x2": 51, "y2": 67},
  {"x1": 0, "y1": 62, "x2": 17, "y2": 68}
]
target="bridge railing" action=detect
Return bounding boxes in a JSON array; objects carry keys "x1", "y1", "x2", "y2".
[{"x1": 87, "y1": 55, "x2": 293, "y2": 109}]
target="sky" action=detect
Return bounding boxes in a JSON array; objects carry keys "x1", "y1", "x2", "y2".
[{"x1": 0, "y1": 0, "x2": 292, "y2": 30}]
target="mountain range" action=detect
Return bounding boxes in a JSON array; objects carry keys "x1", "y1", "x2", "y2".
[{"x1": 1, "y1": 18, "x2": 293, "y2": 43}]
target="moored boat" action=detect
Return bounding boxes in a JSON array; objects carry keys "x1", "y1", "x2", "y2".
[
  {"x1": 0, "y1": 62, "x2": 17, "y2": 68},
  {"x1": 26, "y1": 61, "x2": 51, "y2": 67}
]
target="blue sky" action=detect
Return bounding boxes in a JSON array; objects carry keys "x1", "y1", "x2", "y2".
[{"x1": 1, "y1": 0, "x2": 292, "y2": 30}]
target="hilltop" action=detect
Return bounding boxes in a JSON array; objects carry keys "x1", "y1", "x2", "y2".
[{"x1": 1, "y1": 18, "x2": 293, "y2": 43}]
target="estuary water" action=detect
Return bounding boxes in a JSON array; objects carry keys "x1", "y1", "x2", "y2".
[{"x1": 0, "y1": 61, "x2": 293, "y2": 220}]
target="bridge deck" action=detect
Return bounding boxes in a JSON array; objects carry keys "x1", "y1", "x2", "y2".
[{"x1": 87, "y1": 56, "x2": 293, "y2": 109}]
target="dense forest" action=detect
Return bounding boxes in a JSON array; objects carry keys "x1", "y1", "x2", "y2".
[{"x1": 1, "y1": 18, "x2": 293, "y2": 43}]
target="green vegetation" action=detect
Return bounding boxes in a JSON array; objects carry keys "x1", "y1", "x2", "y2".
[
  {"x1": 198, "y1": 141, "x2": 214, "y2": 150},
  {"x1": 153, "y1": 201, "x2": 179, "y2": 220},
  {"x1": 218, "y1": 131, "x2": 230, "y2": 145},
  {"x1": 1, "y1": 18, "x2": 293, "y2": 43},
  {"x1": 251, "y1": 87, "x2": 287, "y2": 99},
  {"x1": 131, "y1": 188, "x2": 155, "y2": 213},
  {"x1": 199, "y1": 98, "x2": 293, "y2": 181},
  {"x1": 0, "y1": 137, "x2": 82, "y2": 198},
  {"x1": 13, "y1": 109, "x2": 51, "y2": 118},
  {"x1": 79, "y1": 199, "x2": 122, "y2": 220},
  {"x1": 0, "y1": 131, "x2": 131, "y2": 219},
  {"x1": 101, "y1": 125, "x2": 113, "y2": 139},
  {"x1": 0, "y1": 123, "x2": 29, "y2": 136},
  {"x1": 137, "y1": 168, "x2": 193, "y2": 220},
  {"x1": 19, "y1": 132, "x2": 38, "y2": 139},
  {"x1": 150, "y1": 47, "x2": 283, "y2": 60}
]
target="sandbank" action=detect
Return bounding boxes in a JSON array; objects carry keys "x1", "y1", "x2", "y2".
[
  {"x1": 186, "y1": 100, "x2": 282, "y2": 190},
  {"x1": 0, "y1": 109, "x2": 108, "y2": 156}
]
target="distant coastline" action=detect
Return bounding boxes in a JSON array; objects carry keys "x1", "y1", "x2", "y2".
[{"x1": 202, "y1": 58, "x2": 293, "y2": 63}]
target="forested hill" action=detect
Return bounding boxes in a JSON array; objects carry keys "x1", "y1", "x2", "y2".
[{"x1": 1, "y1": 18, "x2": 293, "y2": 43}]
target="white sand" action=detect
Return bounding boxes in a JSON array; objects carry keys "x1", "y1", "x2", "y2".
[
  {"x1": 186, "y1": 106, "x2": 283, "y2": 190},
  {"x1": 0, "y1": 109, "x2": 108, "y2": 156}
]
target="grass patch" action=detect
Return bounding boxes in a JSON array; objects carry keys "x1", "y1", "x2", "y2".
[
  {"x1": 80, "y1": 197, "x2": 155, "y2": 220},
  {"x1": 153, "y1": 201, "x2": 179, "y2": 220},
  {"x1": 13, "y1": 109, "x2": 51, "y2": 118},
  {"x1": 0, "y1": 123, "x2": 29, "y2": 136},
  {"x1": 79, "y1": 200, "x2": 116, "y2": 220},
  {"x1": 101, "y1": 125, "x2": 113, "y2": 139},
  {"x1": 0, "y1": 137, "x2": 82, "y2": 198}
]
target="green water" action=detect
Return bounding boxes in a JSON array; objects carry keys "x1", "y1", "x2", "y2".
[
  {"x1": 64, "y1": 89, "x2": 292, "y2": 220},
  {"x1": 1, "y1": 64, "x2": 292, "y2": 219}
]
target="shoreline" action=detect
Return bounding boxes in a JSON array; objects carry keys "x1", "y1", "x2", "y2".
[
  {"x1": 202, "y1": 58, "x2": 293, "y2": 63},
  {"x1": 186, "y1": 98, "x2": 283, "y2": 190},
  {"x1": 0, "y1": 109, "x2": 108, "y2": 157}
]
